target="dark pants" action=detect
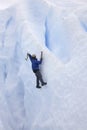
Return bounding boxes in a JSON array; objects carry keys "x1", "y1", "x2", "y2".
[{"x1": 34, "y1": 70, "x2": 44, "y2": 86}]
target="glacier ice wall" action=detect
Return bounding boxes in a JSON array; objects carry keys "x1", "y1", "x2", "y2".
[{"x1": 0, "y1": 0, "x2": 87, "y2": 130}]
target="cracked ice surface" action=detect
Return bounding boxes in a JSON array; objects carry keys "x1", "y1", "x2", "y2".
[{"x1": 0, "y1": 0, "x2": 87, "y2": 130}]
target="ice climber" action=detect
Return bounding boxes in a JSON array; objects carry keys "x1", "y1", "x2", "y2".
[{"x1": 25, "y1": 51, "x2": 47, "y2": 88}]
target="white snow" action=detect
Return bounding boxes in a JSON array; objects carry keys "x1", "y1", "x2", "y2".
[{"x1": 0, "y1": 0, "x2": 87, "y2": 130}]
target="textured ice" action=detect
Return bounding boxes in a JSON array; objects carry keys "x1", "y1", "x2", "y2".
[{"x1": 0, "y1": 0, "x2": 87, "y2": 130}]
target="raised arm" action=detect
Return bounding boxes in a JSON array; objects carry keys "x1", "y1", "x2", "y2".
[
  {"x1": 25, "y1": 53, "x2": 32, "y2": 61},
  {"x1": 38, "y1": 51, "x2": 43, "y2": 64}
]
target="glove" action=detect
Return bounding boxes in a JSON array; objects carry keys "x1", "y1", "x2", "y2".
[{"x1": 25, "y1": 53, "x2": 29, "y2": 61}]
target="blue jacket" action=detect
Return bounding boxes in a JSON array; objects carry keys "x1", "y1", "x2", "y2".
[{"x1": 28, "y1": 54, "x2": 42, "y2": 71}]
